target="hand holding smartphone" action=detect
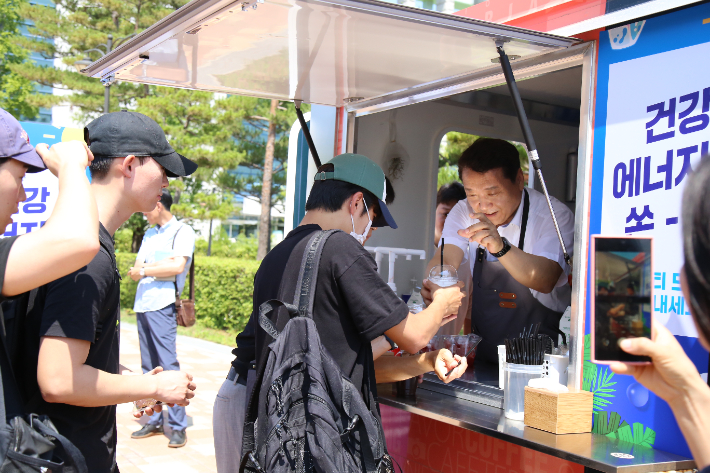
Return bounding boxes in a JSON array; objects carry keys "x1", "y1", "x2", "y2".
[{"x1": 591, "y1": 236, "x2": 653, "y2": 364}]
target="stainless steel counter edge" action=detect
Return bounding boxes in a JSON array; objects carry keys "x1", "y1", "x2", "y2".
[{"x1": 377, "y1": 384, "x2": 695, "y2": 473}]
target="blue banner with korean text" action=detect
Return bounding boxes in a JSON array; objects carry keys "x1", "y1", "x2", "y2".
[
  {"x1": 588, "y1": 2, "x2": 710, "y2": 457},
  {"x1": 2, "y1": 123, "x2": 84, "y2": 237}
]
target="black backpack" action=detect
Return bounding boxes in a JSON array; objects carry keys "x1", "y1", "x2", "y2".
[{"x1": 240, "y1": 230, "x2": 396, "y2": 473}]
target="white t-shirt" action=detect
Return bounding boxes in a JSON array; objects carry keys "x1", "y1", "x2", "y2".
[
  {"x1": 439, "y1": 187, "x2": 574, "y2": 313},
  {"x1": 133, "y1": 217, "x2": 196, "y2": 313}
]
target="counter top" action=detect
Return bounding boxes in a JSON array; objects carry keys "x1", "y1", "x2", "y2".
[{"x1": 378, "y1": 382, "x2": 694, "y2": 473}]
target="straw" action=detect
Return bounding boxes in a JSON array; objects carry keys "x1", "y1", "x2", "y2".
[
  {"x1": 440, "y1": 238, "x2": 444, "y2": 273},
  {"x1": 445, "y1": 342, "x2": 477, "y2": 377}
]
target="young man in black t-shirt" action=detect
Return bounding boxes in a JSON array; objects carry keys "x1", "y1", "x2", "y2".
[
  {"x1": 213, "y1": 153, "x2": 465, "y2": 471},
  {"x1": 10, "y1": 112, "x2": 200, "y2": 473}
]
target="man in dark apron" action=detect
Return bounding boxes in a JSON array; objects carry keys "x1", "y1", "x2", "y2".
[{"x1": 423, "y1": 138, "x2": 574, "y2": 363}]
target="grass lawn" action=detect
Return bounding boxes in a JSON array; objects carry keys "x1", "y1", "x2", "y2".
[{"x1": 121, "y1": 309, "x2": 239, "y2": 347}]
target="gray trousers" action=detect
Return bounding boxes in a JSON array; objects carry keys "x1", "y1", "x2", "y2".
[
  {"x1": 136, "y1": 304, "x2": 188, "y2": 431},
  {"x1": 213, "y1": 369, "x2": 256, "y2": 473}
]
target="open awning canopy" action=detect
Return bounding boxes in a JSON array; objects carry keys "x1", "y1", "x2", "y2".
[{"x1": 81, "y1": 0, "x2": 577, "y2": 106}]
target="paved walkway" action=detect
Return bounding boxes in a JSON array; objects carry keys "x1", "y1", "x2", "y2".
[{"x1": 116, "y1": 322, "x2": 235, "y2": 473}]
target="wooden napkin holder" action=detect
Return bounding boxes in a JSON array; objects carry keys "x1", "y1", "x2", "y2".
[{"x1": 523, "y1": 386, "x2": 593, "y2": 434}]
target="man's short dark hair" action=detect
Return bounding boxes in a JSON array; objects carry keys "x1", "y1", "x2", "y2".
[
  {"x1": 160, "y1": 189, "x2": 173, "y2": 211},
  {"x1": 436, "y1": 181, "x2": 466, "y2": 206},
  {"x1": 306, "y1": 164, "x2": 379, "y2": 216},
  {"x1": 89, "y1": 156, "x2": 148, "y2": 181},
  {"x1": 458, "y1": 138, "x2": 521, "y2": 183}
]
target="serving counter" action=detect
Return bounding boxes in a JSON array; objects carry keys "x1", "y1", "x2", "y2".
[{"x1": 377, "y1": 362, "x2": 695, "y2": 473}]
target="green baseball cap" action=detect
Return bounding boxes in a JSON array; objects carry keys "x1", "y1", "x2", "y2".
[{"x1": 313, "y1": 153, "x2": 397, "y2": 229}]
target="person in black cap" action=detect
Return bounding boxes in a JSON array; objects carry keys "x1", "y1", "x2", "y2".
[
  {"x1": 11, "y1": 111, "x2": 199, "y2": 473},
  {"x1": 213, "y1": 154, "x2": 465, "y2": 472},
  {"x1": 0, "y1": 108, "x2": 100, "y2": 297}
]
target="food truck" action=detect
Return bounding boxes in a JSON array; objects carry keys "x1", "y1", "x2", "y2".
[{"x1": 81, "y1": 0, "x2": 710, "y2": 469}]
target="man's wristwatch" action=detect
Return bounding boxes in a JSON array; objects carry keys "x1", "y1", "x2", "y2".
[
  {"x1": 491, "y1": 237, "x2": 512, "y2": 258},
  {"x1": 139, "y1": 267, "x2": 146, "y2": 278}
]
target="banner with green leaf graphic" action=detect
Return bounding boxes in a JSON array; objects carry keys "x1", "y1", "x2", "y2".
[{"x1": 583, "y1": 335, "x2": 656, "y2": 448}]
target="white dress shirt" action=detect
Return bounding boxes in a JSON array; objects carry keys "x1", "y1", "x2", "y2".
[
  {"x1": 133, "y1": 217, "x2": 196, "y2": 313},
  {"x1": 439, "y1": 187, "x2": 574, "y2": 313}
]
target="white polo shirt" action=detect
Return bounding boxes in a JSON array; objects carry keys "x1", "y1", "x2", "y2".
[
  {"x1": 133, "y1": 217, "x2": 196, "y2": 313},
  {"x1": 440, "y1": 187, "x2": 574, "y2": 313}
]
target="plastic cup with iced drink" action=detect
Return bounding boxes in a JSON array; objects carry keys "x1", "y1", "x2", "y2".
[{"x1": 428, "y1": 265, "x2": 459, "y2": 288}]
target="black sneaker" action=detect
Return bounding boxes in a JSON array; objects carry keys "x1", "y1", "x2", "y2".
[
  {"x1": 131, "y1": 424, "x2": 164, "y2": 439},
  {"x1": 168, "y1": 429, "x2": 187, "y2": 448}
]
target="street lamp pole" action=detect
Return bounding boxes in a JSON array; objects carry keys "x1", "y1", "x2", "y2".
[
  {"x1": 103, "y1": 35, "x2": 113, "y2": 115},
  {"x1": 74, "y1": 33, "x2": 134, "y2": 115}
]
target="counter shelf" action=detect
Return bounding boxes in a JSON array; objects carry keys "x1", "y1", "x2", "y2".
[{"x1": 378, "y1": 362, "x2": 694, "y2": 472}]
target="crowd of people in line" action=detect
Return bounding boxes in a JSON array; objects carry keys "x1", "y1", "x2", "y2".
[{"x1": 0, "y1": 105, "x2": 709, "y2": 472}]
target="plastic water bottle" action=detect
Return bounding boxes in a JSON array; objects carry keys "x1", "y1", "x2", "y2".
[{"x1": 408, "y1": 287, "x2": 425, "y2": 314}]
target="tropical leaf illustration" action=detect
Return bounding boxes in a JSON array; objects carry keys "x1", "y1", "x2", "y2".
[
  {"x1": 582, "y1": 334, "x2": 617, "y2": 410},
  {"x1": 591, "y1": 366, "x2": 617, "y2": 411},
  {"x1": 592, "y1": 411, "x2": 623, "y2": 435},
  {"x1": 606, "y1": 421, "x2": 656, "y2": 447}
]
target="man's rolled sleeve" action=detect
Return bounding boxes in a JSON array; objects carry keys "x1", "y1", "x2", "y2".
[
  {"x1": 439, "y1": 200, "x2": 473, "y2": 262},
  {"x1": 174, "y1": 226, "x2": 196, "y2": 258}
]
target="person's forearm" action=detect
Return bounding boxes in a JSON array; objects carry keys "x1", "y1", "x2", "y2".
[
  {"x1": 40, "y1": 365, "x2": 158, "y2": 407},
  {"x1": 139, "y1": 258, "x2": 187, "y2": 277},
  {"x1": 374, "y1": 352, "x2": 435, "y2": 384},
  {"x1": 497, "y1": 246, "x2": 562, "y2": 294},
  {"x1": 386, "y1": 300, "x2": 447, "y2": 354},
  {"x1": 669, "y1": 379, "x2": 710, "y2": 468},
  {"x1": 371, "y1": 336, "x2": 391, "y2": 360},
  {"x1": 3, "y1": 163, "x2": 99, "y2": 296}
]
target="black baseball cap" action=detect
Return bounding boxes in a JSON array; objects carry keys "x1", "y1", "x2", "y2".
[{"x1": 84, "y1": 111, "x2": 197, "y2": 177}]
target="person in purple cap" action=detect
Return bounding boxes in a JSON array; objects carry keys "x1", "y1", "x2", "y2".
[
  {"x1": 0, "y1": 107, "x2": 100, "y2": 298},
  {"x1": 7, "y1": 111, "x2": 200, "y2": 473}
]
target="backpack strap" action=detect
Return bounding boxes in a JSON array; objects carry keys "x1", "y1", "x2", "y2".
[
  {"x1": 255, "y1": 229, "x2": 339, "y2": 338},
  {"x1": 242, "y1": 229, "x2": 339, "y2": 472}
]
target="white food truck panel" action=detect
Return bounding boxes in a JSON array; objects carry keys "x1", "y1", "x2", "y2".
[{"x1": 81, "y1": 0, "x2": 575, "y2": 106}]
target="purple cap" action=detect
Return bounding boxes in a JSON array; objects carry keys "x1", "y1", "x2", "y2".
[{"x1": 0, "y1": 108, "x2": 47, "y2": 173}]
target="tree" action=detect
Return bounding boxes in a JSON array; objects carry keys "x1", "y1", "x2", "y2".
[
  {"x1": 0, "y1": 0, "x2": 35, "y2": 118},
  {"x1": 215, "y1": 97, "x2": 302, "y2": 259},
  {"x1": 136, "y1": 87, "x2": 244, "y2": 253},
  {"x1": 15, "y1": 0, "x2": 188, "y2": 118}
]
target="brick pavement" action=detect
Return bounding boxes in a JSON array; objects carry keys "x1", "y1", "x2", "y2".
[{"x1": 117, "y1": 322, "x2": 235, "y2": 473}]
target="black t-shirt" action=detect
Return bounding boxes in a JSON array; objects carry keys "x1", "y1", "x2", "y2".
[
  {"x1": 15, "y1": 224, "x2": 121, "y2": 473},
  {"x1": 232, "y1": 224, "x2": 408, "y2": 401}
]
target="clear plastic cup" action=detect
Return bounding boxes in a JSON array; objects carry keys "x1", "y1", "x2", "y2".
[
  {"x1": 503, "y1": 363, "x2": 543, "y2": 421},
  {"x1": 428, "y1": 265, "x2": 459, "y2": 288}
]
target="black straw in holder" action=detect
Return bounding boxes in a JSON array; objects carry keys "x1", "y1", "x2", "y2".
[
  {"x1": 440, "y1": 238, "x2": 444, "y2": 273},
  {"x1": 505, "y1": 323, "x2": 549, "y2": 365}
]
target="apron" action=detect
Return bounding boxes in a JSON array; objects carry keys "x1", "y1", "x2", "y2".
[{"x1": 470, "y1": 190, "x2": 564, "y2": 363}]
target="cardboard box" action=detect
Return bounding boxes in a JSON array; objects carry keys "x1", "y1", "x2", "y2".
[{"x1": 523, "y1": 387, "x2": 593, "y2": 434}]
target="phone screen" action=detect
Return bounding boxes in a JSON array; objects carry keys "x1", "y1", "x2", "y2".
[{"x1": 593, "y1": 237, "x2": 652, "y2": 363}]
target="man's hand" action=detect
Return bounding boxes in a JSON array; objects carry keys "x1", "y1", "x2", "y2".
[
  {"x1": 429, "y1": 280, "x2": 464, "y2": 316},
  {"x1": 150, "y1": 367, "x2": 196, "y2": 406},
  {"x1": 35, "y1": 141, "x2": 94, "y2": 176},
  {"x1": 609, "y1": 324, "x2": 705, "y2": 405},
  {"x1": 128, "y1": 267, "x2": 143, "y2": 281},
  {"x1": 430, "y1": 349, "x2": 467, "y2": 383},
  {"x1": 131, "y1": 367, "x2": 165, "y2": 418},
  {"x1": 457, "y1": 213, "x2": 504, "y2": 254}
]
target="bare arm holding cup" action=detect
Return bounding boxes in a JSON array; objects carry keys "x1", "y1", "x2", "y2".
[{"x1": 384, "y1": 282, "x2": 464, "y2": 354}]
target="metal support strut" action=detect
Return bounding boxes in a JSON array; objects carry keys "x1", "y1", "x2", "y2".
[
  {"x1": 294, "y1": 100, "x2": 322, "y2": 169},
  {"x1": 496, "y1": 42, "x2": 572, "y2": 267}
]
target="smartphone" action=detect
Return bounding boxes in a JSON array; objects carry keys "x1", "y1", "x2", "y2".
[{"x1": 591, "y1": 236, "x2": 653, "y2": 364}]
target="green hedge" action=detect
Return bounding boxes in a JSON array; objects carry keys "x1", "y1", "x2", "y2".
[{"x1": 116, "y1": 253, "x2": 259, "y2": 331}]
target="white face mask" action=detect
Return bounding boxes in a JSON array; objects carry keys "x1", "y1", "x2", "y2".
[{"x1": 350, "y1": 199, "x2": 372, "y2": 245}]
